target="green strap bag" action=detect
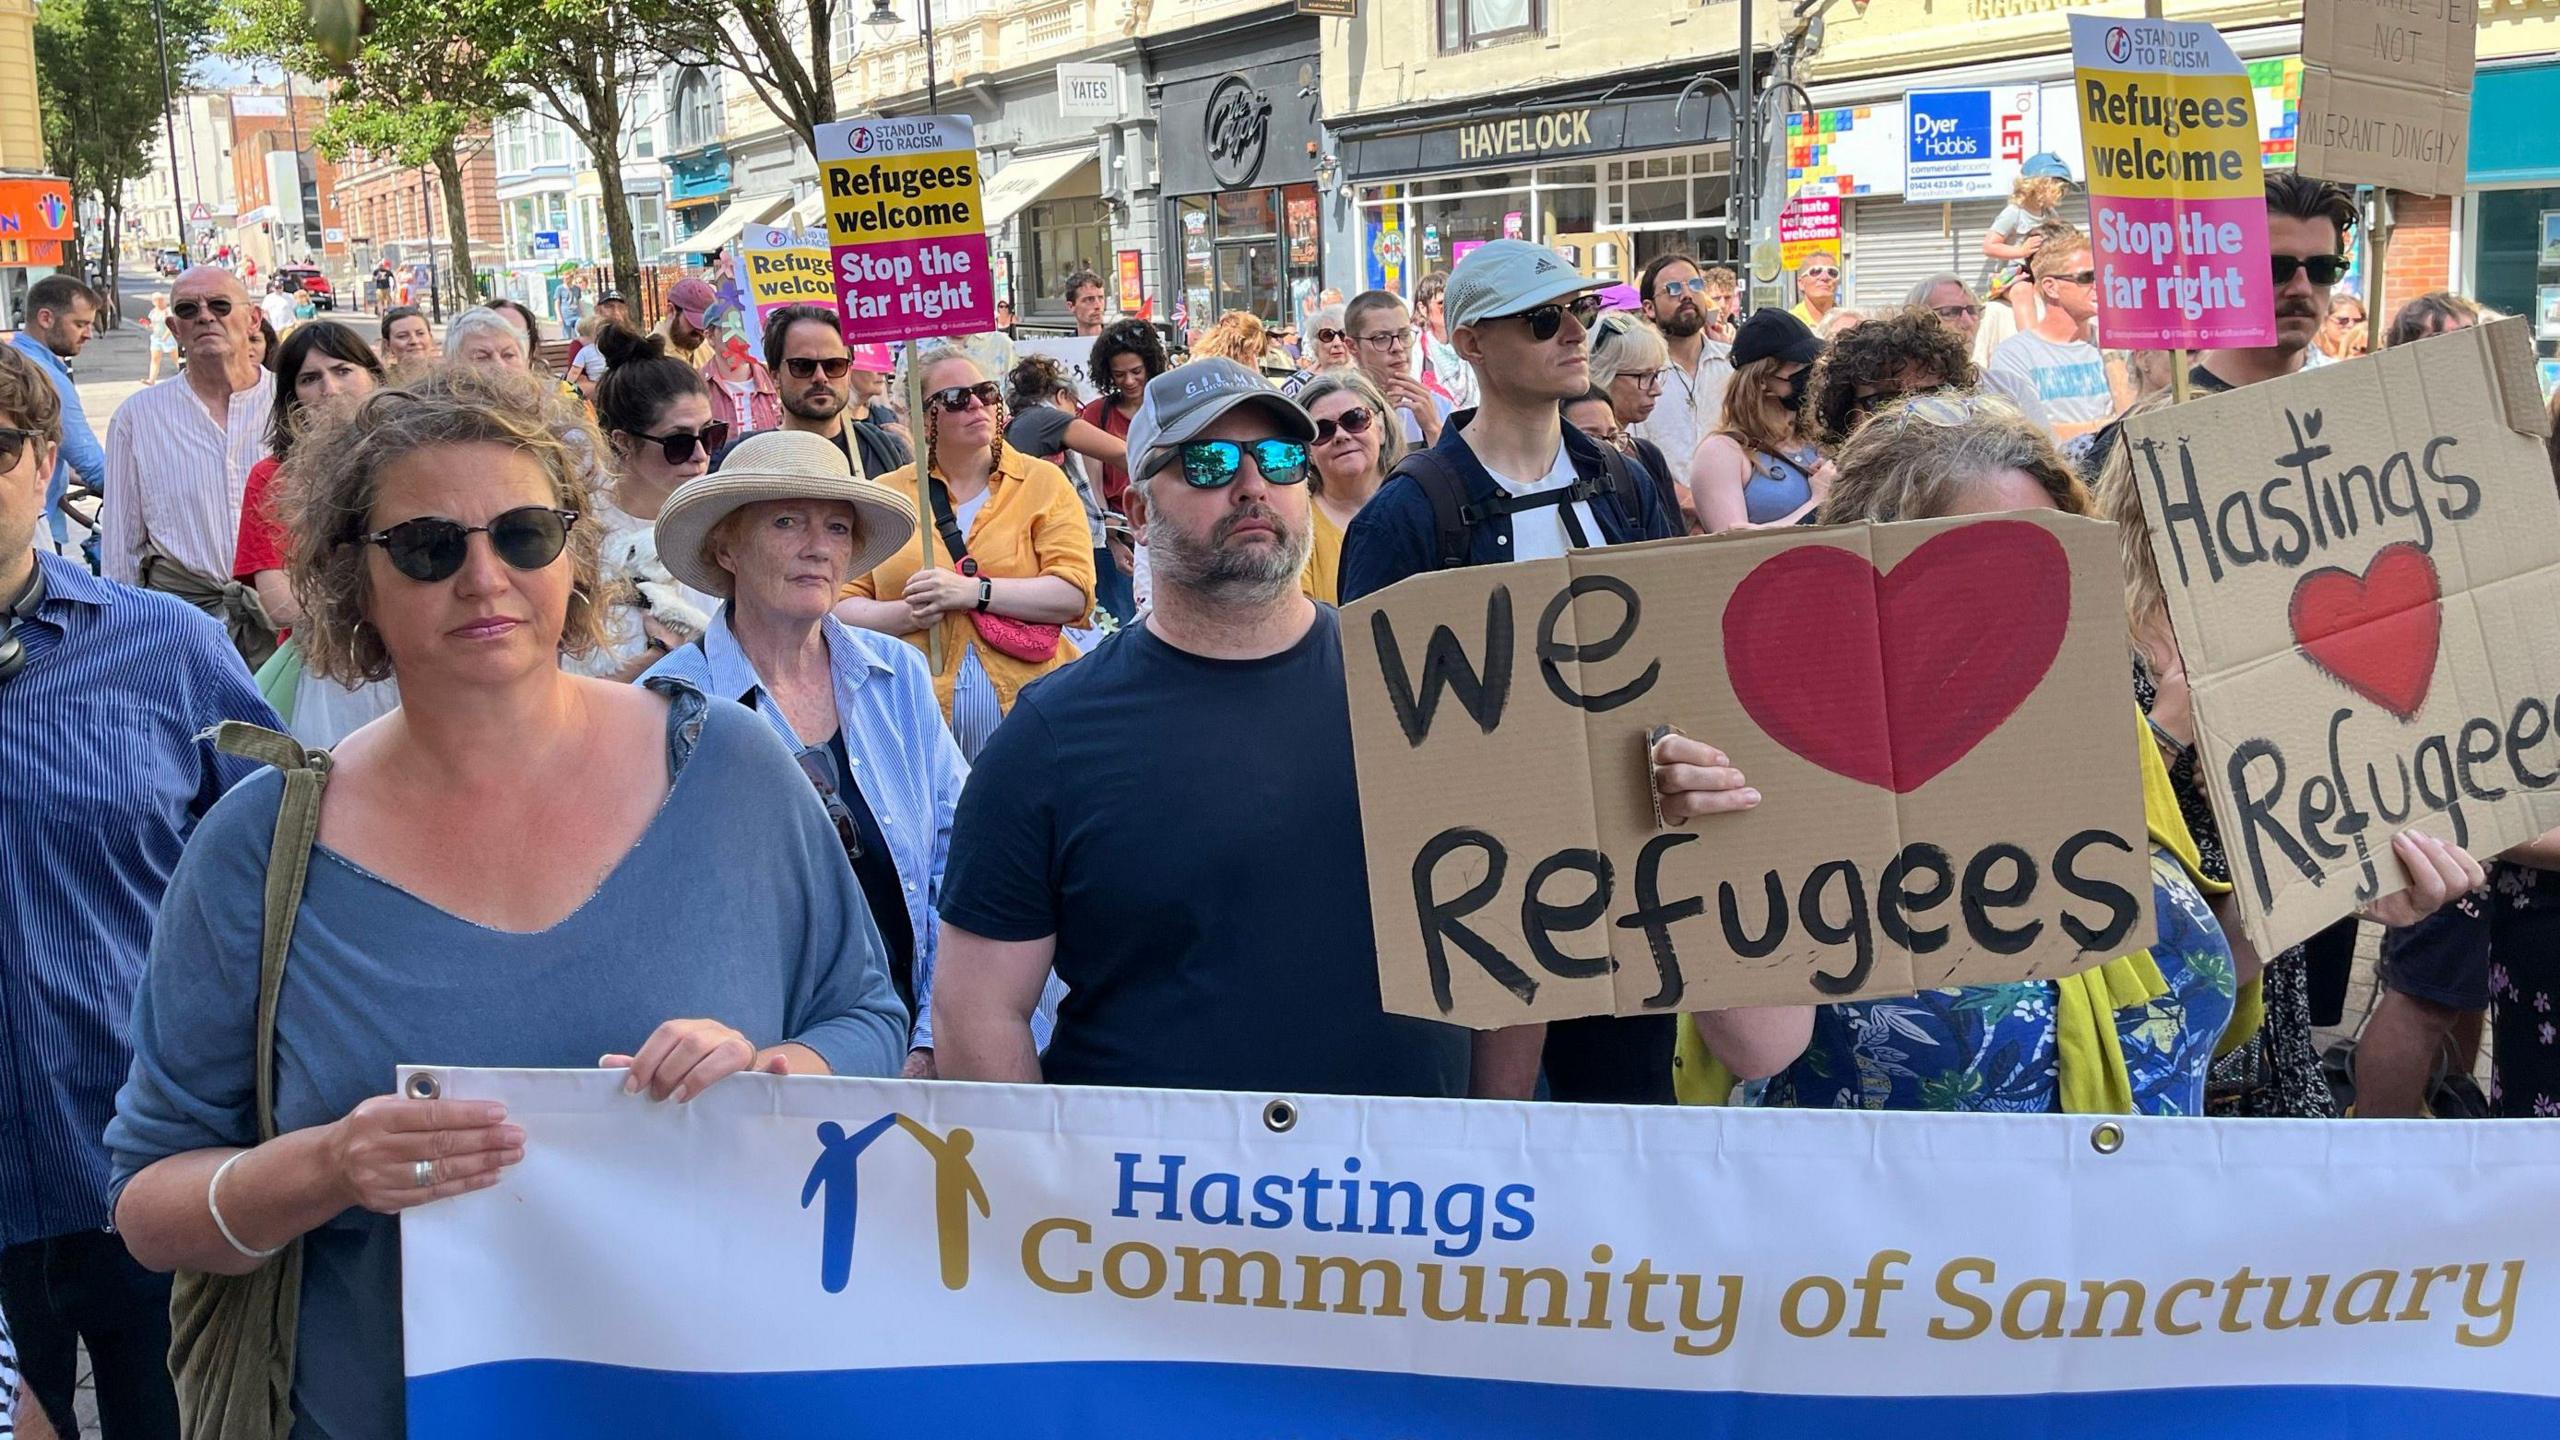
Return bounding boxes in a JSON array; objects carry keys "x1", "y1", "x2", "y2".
[{"x1": 168, "y1": 721, "x2": 331, "y2": 1440}]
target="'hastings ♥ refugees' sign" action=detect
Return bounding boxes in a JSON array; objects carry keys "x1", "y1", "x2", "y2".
[
  {"x1": 1339, "y1": 513, "x2": 2152, "y2": 1028},
  {"x1": 815, "y1": 114, "x2": 994, "y2": 344},
  {"x1": 2121, "y1": 318, "x2": 2560, "y2": 956}
]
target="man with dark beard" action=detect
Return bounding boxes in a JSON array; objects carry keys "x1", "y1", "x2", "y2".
[
  {"x1": 714, "y1": 305, "x2": 911, "y2": 480},
  {"x1": 2191, "y1": 173, "x2": 2357, "y2": 393},
  {"x1": 1628, "y1": 253, "x2": 1733, "y2": 512}
]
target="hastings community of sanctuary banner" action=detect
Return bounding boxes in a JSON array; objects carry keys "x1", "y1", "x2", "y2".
[{"x1": 402, "y1": 1068, "x2": 2560, "y2": 1436}]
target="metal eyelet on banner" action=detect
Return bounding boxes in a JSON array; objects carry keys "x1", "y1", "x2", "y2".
[
  {"x1": 406, "y1": 1072, "x2": 442, "y2": 1101},
  {"x1": 2089, "y1": 1121, "x2": 2125, "y2": 1155},
  {"x1": 1263, "y1": 1099, "x2": 1297, "y2": 1133}
]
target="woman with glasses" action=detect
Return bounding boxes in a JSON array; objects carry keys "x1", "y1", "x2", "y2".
[
  {"x1": 1292, "y1": 369, "x2": 1402, "y2": 604},
  {"x1": 1806, "y1": 307, "x2": 1977, "y2": 448},
  {"x1": 2316, "y1": 294, "x2": 2368, "y2": 363},
  {"x1": 106, "y1": 365, "x2": 908, "y2": 1439},
  {"x1": 839, "y1": 346, "x2": 1096, "y2": 759},
  {"x1": 1306, "y1": 303, "x2": 1354, "y2": 368},
  {"x1": 645, "y1": 429, "x2": 971, "y2": 1078},
  {"x1": 1903, "y1": 273, "x2": 1985, "y2": 350},
  {"x1": 1580, "y1": 313, "x2": 1687, "y2": 525},
  {"x1": 574, "y1": 325, "x2": 725, "y2": 680},
  {"x1": 1688, "y1": 308, "x2": 1833, "y2": 532}
]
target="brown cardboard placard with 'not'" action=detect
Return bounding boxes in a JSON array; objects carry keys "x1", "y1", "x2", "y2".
[
  {"x1": 2120, "y1": 318, "x2": 2560, "y2": 959},
  {"x1": 2296, "y1": 0, "x2": 2476, "y2": 197},
  {"x1": 1339, "y1": 511, "x2": 2153, "y2": 1030}
]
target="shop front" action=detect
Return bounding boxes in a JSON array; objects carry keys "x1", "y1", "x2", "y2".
[
  {"x1": 1337, "y1": 73, "x2": 1742, "y2": 295},
  {"x1": 1151, "y1": 15, "x2": 1326, "y2": 337},
  {"x1": 0, "y1": 176, "x2": 71, "y2": 328},
  {"x1": 2463, "y1": 61, "x2": 2560, "y2": 373}
]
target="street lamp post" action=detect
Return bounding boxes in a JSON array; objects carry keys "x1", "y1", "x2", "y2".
[
  {"x1": 149, "y1": 0, "x2": 187, "y2": 266},
  {"x1": 865, "y1": 0, "x2": 941, "y2": 114}
]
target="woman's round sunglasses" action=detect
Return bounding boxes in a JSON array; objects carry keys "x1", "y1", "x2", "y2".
[
  {"x1": 356, "y1": 506, "x2": 579, "y2": 583},
  {"x1": 626, "y1": 420, "x2": 730, "y2": 464},
  {"x1": 1312, "y1": 406, "x2": 1375, "y2": 443}
]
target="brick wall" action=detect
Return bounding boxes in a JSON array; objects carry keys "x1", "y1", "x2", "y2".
[{"x1": 2375, "y1": 191, "x2": 2456, "y2": 321}]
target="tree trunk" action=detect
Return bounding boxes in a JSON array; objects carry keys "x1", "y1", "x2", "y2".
[
  {"x1": 100, "y1": 197, "x2": 121, "y2": 324},
  {"x1": 591, "y1": 139, "x2": 641, "y2": 302},
  {"x1": 434, "y1": 146, "x2": 478, "y2": 316}
]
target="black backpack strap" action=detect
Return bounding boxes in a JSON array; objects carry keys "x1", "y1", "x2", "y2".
[
  {"x1": 1389, "y1": 448, "x2": 1475, "y2": 572},
  {"x1": 925, "y1": 476, "x2": 971, "y2": 568}
]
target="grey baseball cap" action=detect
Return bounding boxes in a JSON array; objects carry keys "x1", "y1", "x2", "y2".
[
  {"x1": 1124, "y1": 358, "x2": 1317, "y2": 483},
  {"x1": 1443, "y1": 238, "x2": 1608, "y2": 331}
]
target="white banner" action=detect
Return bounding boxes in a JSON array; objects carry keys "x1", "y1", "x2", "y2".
[
  {"x1": 1014, "y1": 334, "x2": 1101, "y2": 403},
  {"x1": 404, "y1": 1068, "x2": 2560, "y2": 1436}
]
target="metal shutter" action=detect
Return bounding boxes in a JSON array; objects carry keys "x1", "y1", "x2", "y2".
[{"x1": 1844, "y1": 193, "x2": 2089, "y2": 314}]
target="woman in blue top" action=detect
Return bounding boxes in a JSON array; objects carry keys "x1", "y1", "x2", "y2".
[
  {"x1": 106, "y1": 365, "x2": 907, "y2": 1438},
  {"x1": 1690, "y1": 308, "x2": 1834, "y2": 532}
]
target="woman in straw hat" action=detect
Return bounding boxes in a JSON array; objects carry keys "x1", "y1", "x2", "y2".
[{"x1": 649, "y1": 428, "x2": 991, "y2": 1076}]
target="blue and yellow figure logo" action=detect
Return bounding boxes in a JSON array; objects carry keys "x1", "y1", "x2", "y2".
[{"x1": 800, "y1": 1115, "x2": 989, "y2": 1295}]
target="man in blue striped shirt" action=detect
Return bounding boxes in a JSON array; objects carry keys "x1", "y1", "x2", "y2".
[
  {"x1": 4, "y1": 276, "x2": 104, "y2": 558},
  {"x1": 0, "y1": 344, "x2": 275, "y2": 1438}
]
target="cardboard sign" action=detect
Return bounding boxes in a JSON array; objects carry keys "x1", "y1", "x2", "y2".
[
  {"x1": 1340, "y1": 515, "x2": 2152, "y2": 1028},
  {"x1": 738, "y1": 224, "x2": 834, "y2": 338},
  {"x1": 815, "y1": 115, "x2": 994, "y2": 345},
  {"x1": 2067, "y1": 15, "x2": 2277, "y2": 351},
  {"x1": 2297, "y1": 0, "x2": 2475, "y2": 197},
  {"x1": 2120, "y1": 319, "x2": 2560, "y2": 957}
]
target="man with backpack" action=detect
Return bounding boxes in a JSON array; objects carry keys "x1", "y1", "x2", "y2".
[{"x1": 1337, "y1": 238, "x2": 1688, "y2": 1105}]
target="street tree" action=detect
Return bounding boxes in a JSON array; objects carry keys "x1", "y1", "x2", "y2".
[
  {"x1": 639, "y1": 0, "x2": 843, "y2": 156},
  {"x1": 34, "y1": 0, "x2": 218, "y2": 313},
  {"x1": 461, "y1": 0, "x2": 655, "y2": 299}
]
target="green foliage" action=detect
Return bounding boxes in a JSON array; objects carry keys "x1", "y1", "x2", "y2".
[
  {"x1": 35, "y1": 0, "x2": 218, "y2": 274},
  {"x1": 634, "y1": 0, "x2": 839, "y2": 151}
]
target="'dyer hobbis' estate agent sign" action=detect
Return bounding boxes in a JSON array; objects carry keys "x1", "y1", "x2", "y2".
[
  {"x1": 1341, "y1": 514, "x2": 2152, "y2": 1028},
  {"x1": 2122, "y1": 319, "x2": 2560, "y2": 956}
]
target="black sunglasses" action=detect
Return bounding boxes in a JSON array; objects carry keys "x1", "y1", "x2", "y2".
[
  {"x1": 0, "y1": 425, "x2": 44, "y2": 475},
  {"x1": 356, "y1": 506, "x2": 579, "y2": 583},
  {"x1": 1176, "y1": 438, "x2": 1311, "y2": 489},
  {"x1": 929, "y1": 381, "x2": 1003, "y2": 411},
  {"x1": 2272, "y1": 254, "x2": 2351, "y2": 286},
  {"x1": 1312, "y1": 406, "x2": 1375, "y2": 444},
  {"x1": 785, "y1": 356, "x2": 854, "y2": 380},
  {"x1": 1315, "y1": 327, "x2": 1347, "y2": 344},
  {"x1": 1496, "y1": 294, "x2": 1605, "y2": 342},
  {"x1": 171, "y1": 297, "x2": 235, "y2": 321},
  {"x1": 626, "y1": 420, "x2": 730, "y2": 465}
]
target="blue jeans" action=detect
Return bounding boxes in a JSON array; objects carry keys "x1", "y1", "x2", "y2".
[{"x1": 1092, "y1": 545, "x2": 1135, "y2": 625}]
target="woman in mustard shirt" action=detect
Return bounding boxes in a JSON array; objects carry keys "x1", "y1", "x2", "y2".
[{"x1": 837, "y1": 345, "x2": 1095, "y2": 758}]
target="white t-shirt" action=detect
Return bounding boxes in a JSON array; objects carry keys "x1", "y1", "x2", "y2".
[
  {"x1": 1983, "y1": 329, "x2": 2113, "y2": 445},
  {"x1": 1629, "y1": 338, "x2": 1733, "y2": 494},
  {"x1": 1393, "y1": 389, "x2": 1459, "y2": 446},
  {"x1": 259, "y1": 292, "x2": 299, "y2": 333},
  {"x1": 1475, "y1": 437, "x2": 1597, "y2": 563}
]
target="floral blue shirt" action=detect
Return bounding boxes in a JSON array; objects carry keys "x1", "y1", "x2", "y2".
[{"x1": 1764, "y1": 848, "x2": 2237, "y2": 1114}]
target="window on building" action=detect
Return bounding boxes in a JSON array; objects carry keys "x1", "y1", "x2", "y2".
[
  {"x1": 1437, "y1": 0, "x2": 1541, "y2": 53},
  {"x1": 627, "y1": 193, "x2": 665, "y2": 258},
  {"x1": 673, "y1": 69, "x2": 720, "y2": 155},
  {"x1": 1024, "y1": 195, "x2": 1112, "y2": 320},
  {"x1": 500, "y1": 117, "x2": 531, "y2": 176},
  {"x1": 540, "y1": 118, "x2": 570, "y2": 168}
]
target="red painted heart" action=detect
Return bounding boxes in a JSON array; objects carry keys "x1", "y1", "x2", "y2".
[
  {"x1": 2287, "y1": 541, "x2": 2442, "y2": 722},
  {"x1": 1721, "y1": 521, "x2": 2072, "y2": 794}
]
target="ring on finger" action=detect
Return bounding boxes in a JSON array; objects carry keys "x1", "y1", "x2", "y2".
[{"x1": 413, "y1": 1159, "x2": 436, "y2": 1189}]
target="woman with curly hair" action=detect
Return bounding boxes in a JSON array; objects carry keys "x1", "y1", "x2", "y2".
[
  {"x1": 1807, "y1": 306, "x2": 1978, "y2": 447},
  {"x1": 1191, "y1": 310, "x2": 1275, "y2": 370},
  {"x1": 1074, "y1": 320, "x2": 1165, "y2": 624}
]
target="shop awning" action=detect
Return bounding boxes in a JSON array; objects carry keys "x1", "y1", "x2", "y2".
[
  {"x1": 2470, "y1": 62, "x2": 2560, "y2": 186},
  {"x1": 786, "y1": 191, "x2": 825, "y2": 232},
  {"x1": 980, "y1": 147, "x2": 1097, "y2": 231},
  {"x1": 665, "y1": 192, "x2": 790, "y2": 258}
]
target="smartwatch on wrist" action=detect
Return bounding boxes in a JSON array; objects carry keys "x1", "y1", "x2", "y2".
[{"x1": 975, "y1": 577, "x2": 995, "y2": 613}]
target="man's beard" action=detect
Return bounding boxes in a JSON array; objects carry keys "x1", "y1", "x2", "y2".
[
  {"x1": 1656, "y1": 304, "x2": 1705, "y2": 339},
  {"x1": 784, "y1": 388, "x2": 848, "y2": 423},
  {"x1": 1146, "y1": 499, "x2": 1313, "y2": 606}
]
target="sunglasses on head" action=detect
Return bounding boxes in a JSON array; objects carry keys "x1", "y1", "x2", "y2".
[
  {"x1": 2272, "y1": 254, "x2": 2351, "y2": 286},
  {"x1": 930, "y1": 381, "x2": 1003, "y2": 411},
  {"x1": 1174, "y1": 438, "x2": 1311, "y2": 489},
  {"x1": 356, "y1": 506, "x2": 579, "y2": 583},
  {"x1": 1496, "y1": 294, "x2": 1605, "y2": 342},
  {"x1": 626, "y1": 420, "x2": 731, "y2": 465},
  {"x1": 1312, "y1": 406, "x2": 1375, "y2": 443},
  {"x1": 784, "y1": 356, "x2": 853, "y2": 380},
  {"x1": 172, "y1": 297, "x2": 234, "y2": 321}
]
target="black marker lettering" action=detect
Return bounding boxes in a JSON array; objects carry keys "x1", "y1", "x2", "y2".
[
  {"x1": 2277, "y1": 409, "x2": 2336, "y2": 552},
  {"x1": 1959, "y1": 844, "x2": 2043, "y2": 955},
  {"x1": 2323, "y1": 708, "x2": 2380, "y2": 897},
  {"x1": 1521, "y1": 849, "x2": 1614, "y2": 980},
  {"x1": 2260, "y1": 475, "x2": 2311, "y2": 565},
  {"x1": 1371, "y1": 590, "x2": 1514, "y2": 748},
  {"x1": 1617, "y1": 832, "x2": 1703, "y2": 1009},
  {"x1": 2508, "y1": 696, "x2": 2556, "y2": 789},
  {"x1": 1877, "y1": 843, "x2": 1954, "y2": 954},
  {"x1": 2053, "y1": 830, "x2": 2142, "y2": 953},
  {"x1": 2377, "y1": 451, "x2": 2433, "y2": 553},
  {"x1": 2424, "y1": 435, "x2": 2480, "y2": 521},
  {"x1": 2298, "y1": 773, "x2": 2348, "y2": 861},
  {"x1": 2231, "y1": 738, "x2": 2320, "y2": 911},
  {"x1": 2214, "y1": 490, "x2": 2269, "y2": 567},
  {"x1": 1535, "y1": 576, "x2": 1661, "y2": 713},
  {"x1": 2140, "y1": 436, "x2": 2218, "y2": 585},
  {"x1": 1412, "y1": 828, "x2": 1533, "y2": 1012},
  {"x1": 2457, "y1": 719, "x2": 2510, "y2": 804},
  {"x1": 1717, "y1": 871, "x2": 1790, "y2": 958},
  {"x1": 2413, "y1": 735, "x2": 2470, "y2": 848},
  {"x1": 1799, "y1": 859, "x2": 1875, "y2": 995}
]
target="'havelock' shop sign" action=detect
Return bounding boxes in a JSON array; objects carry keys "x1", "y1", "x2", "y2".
[{"x1": 1342, "y1": 92, "x2": 1722, "y2": 179}]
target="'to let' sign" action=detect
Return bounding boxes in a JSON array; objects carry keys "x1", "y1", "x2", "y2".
[{"x1": 1339, "y1": 513, "x2": 2153, "y2": 1029}]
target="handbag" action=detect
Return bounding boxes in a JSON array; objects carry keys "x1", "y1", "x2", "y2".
[
  {"x1": 928, "y1": 478, "x2": 1062, "y2": 665},
  {"x1": 168, "y1": 722, "x2": 330, "y2": 1440}
]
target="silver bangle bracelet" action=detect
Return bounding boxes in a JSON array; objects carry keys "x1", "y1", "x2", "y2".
[{"x1": 208, "y1": 1149, "x2": 284, "y2": 1261}]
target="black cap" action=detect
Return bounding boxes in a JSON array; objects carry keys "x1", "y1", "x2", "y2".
[{"x1": 1732, "y1": 308, "x2": 1824, "y2": 370}]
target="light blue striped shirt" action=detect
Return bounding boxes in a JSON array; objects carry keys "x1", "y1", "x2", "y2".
[
  {"x1": 9, "y1": 332, "x2": 105, "y2": 546},
  {"x1": 644, "y1": 610, "x2": 970, "y2": 1049},
  {"x1": 0, "y1": 549, "x2": 276, "y2": 1245}
]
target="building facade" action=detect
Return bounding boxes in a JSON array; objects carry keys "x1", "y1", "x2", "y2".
[
  {"x1": 333, "y1": 135, "x2": 503, "y2": 313},
  {"x1": 224, "y1": 88, "x2": 342, "y2": 279},
  {"x1": 491, "y1": 93, "x2": 673, "y2": 323}
]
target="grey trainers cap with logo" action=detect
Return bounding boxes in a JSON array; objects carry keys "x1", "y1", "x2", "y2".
[
  {"x1": 1124, "y1": 357, "x2": 1317, "y2": 484},
  {"x1": 1442, "y1": 238, "x2": 1610, "y2": 332}
]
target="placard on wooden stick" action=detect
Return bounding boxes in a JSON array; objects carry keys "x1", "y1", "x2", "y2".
[
  {"x1": 2120, "y1": 318, "x2": 2560, "y2": 957},
  {"x1": 1340, "y1": 513, "x2": 2152, "y2": 1029}
]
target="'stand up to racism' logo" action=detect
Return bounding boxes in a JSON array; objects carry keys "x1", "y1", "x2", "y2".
[
  {"x1": 2104, "y1": 26, "x2": 2134, "y2": 63},
  {"x1": 847, "y1": 126, "x2": 876, "y2": 154},
  {"x1": 800, "y1": 1115, "x2": 989, "y2": 1295}
]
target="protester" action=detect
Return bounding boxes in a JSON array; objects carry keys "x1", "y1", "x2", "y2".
[
  {"x1": 2317, "y1": 293, "x2": 2369, "y2": 362},
  {"x1": 9, "y1": 275, "x2": 104, "y2": 553},
  {"x1": 657, "y1": 277, "x2": 720, "y2": 369},
  {"x1": 1306, "y1": 303, "x2": 1354, "y2": 368},
  {"x1": 2193, "y1": 173, "x2": 2356, "y2": 393},
  {"x1": 443, "y1": 306, "x2": 529, "y2": 370},
  {"x1": 2384, "y1": 291, "x2": 2481, "y2": 347},
  {"x1": 701, "y1": 331, "x2": 782, "y2": 436},
  {"x1": 1689, "y1": 308, "x2": 1831, "y2": 532},
  {"x1": 994, "y1": 297, "x2": 1017, "y2": 335},
  {"x1": 647, "y1": 429, "x2": 965, "y2": 1075},
  {"x1": 1003, "y1": 355, "x2": 1123, "y2": 609},
  {"x1": 1980, "y1": 221, "x2": 2111, "y2": 448},
  {"x1": 578, "y1": 325, "x2": 723, "y2": 680},
  {"x1": 1814, "y1": 308, "x2": 1867, "y2": 340},
  {"x1": 0, "y1": 342, "x2": 275, "y2": 1440},
  {"x1": 257, "y1": 280, "x2": 299, "y2": 338},
  {"x1": 1583, "y1": 313, "x2": 1683, "y2": 514},
  {"x1": 1063, "y1": 270, "x2": 1109, "y2": 337},
  {"x1": 1292, "y1": 368, "x2": 1400, "y2": 605},
  {"x1": 248, "y1": 313, "x2": 278, "y2": 373},
  {"x1": 1980, "y1": 154, "x2": 2069, "y2": 321},
  {"x1": 838, "y1": 346, "x2": 1095, "y2": 758},
  {"x1": 101, "y1": 267, "x2": 278, "y2": 661},
  {"x1": 1905, "y1": 273, "x2": 1985, "y2": 349},
  {"x1": 1807, "y1": 306, "x2": 1976, "y2": 447},
  {"x1": 1345, "y1": 289, "x2": 1452, "y2": 445},
  {"x1": 722, "y1": 305, "x2": 912, "y2": 487},
  {"x1": 370, "y1": 259, "x2": 393, "y2": 312},
  {"x1": 570, "y1": 293, "x2": 630, "y2": 390},
  {"x1": 377, "y1": 305, "x2": 437, "y2": 375},
  {"x1": 144, "y1": 291, "x2": 177, "y2": 384},
  {"x1": 1338, "y1": 239, "x2": 1696, "y2": 1105},
  {"x1": 1628, "y1": 254, "x2": 1734, "y2": 519},
  {"x1": 107, "y1": 363, "x2": 908, "y2": 1439},
  {"x1": 1787, "y1": 249, "x2": 1841, "y2": 329},
  {"x1": 1410, "y1": 270, "x2": 1478, "y2": 409},
  {"x1": 1191, "y1": 310, "x2": 1273, "y2": 369},
  {"x1": 489, "y1": 298, "x2": 550, "y2": 373},
  {"x1": 1076, "y1": 320, "x2": 1167, "y2": 624}
]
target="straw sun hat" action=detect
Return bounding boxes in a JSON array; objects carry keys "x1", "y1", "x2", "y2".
[{"x1": 654, "y1": 429, "x2": 919, "y2": 598}]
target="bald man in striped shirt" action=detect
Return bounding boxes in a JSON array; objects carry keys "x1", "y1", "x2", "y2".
[{"x1": 101, "y1": 266, "x2": 275, "y2": 662}]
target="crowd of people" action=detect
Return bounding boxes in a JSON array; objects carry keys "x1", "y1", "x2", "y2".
[{"x1": 2, "y1": 166, "x2": 2553, "y2": 1436}]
